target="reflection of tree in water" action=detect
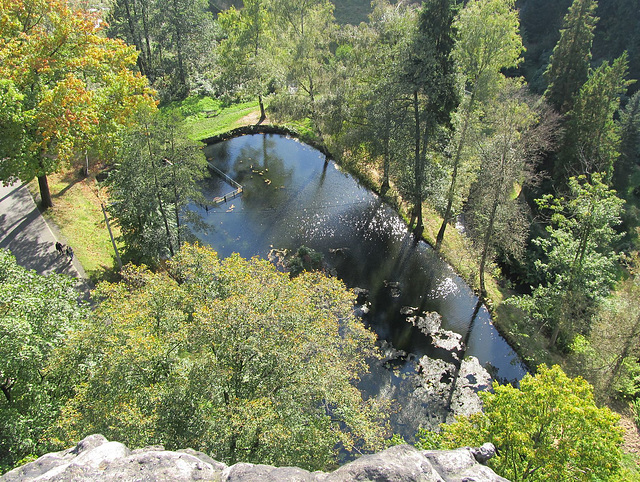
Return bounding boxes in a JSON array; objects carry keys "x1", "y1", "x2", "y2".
[
  {"x1": 204, "y1": 140, "x2": 233, "y2": 172},
  {"x1": 233, "y1": 135, "x2": 294, "y2": 211}
]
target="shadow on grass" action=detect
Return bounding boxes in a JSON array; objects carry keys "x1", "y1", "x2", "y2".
[
  {"x1": 88, "y1": 259, "x2": 122, "y2": 285},
  {"x1": 52, "y1": 169, "x2": 86, "y2": 199}
]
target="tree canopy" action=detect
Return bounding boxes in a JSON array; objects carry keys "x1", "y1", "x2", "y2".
[
  {"x1": 105, "y1": 108, "x2": 207, "y2": 265},
  {"x1": 510, "y1": 173, "x2": 624, "y2": 347},
  {"x1": 543, "y1": 0, "x2": 599, "y2": 113},
  {"x1": 0, "y1": 0, "x2": 156, "y2": 208},
  {"x1": 48, "y1": 243, "x2": 387, "y2": 470},
  {"x1": 0, "y1": 249, "x2": 86, "y2": 471},
  {"x1": 437, "y1": 365, "x2": 624, "y2": 481}
]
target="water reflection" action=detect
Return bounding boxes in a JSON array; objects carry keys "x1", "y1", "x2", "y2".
[{"x1": 195, "y1": 134, "x2": 527, "y2": 438}]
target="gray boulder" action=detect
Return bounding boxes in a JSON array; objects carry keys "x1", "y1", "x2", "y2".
[{"x1": 1, "y1": 435, "x2": 509, "y2": 482}]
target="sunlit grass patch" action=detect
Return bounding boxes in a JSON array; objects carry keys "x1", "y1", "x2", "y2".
[
  {"x1": 162, "y1": 96, "x2": 261, "y2": 141},
  {"x1": 32, "y1": 168, "x2": 122, "y2": 282}
]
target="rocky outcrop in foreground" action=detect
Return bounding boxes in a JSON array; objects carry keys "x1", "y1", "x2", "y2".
[{"x1": 1, "y1": 434, "x2": 508, "y2": 482}]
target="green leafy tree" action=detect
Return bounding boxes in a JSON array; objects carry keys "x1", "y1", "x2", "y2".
[
  {"x1": 438, "y1": 365, "x2": 624, "y2": 481},
  {"x1": 0, "y1": 249, "x2": 86, "y2": 471},
  {"x1": 218, "y1": 0, "x2": 275, "y2": 122},
  {"x1": 106, "y1": 0, "x2": 158, "y2": 82},
  {"x1": 107, "y1": 0, "x2": 216, "y2": 100},
  {"x1": 543, "y1": 0, "x2": 599, "y2": 114},
  {"x1": 573, "y1": 252, "x2": 640, "y2": 401},
  {"x1": 0, "y1": 0, "x2": 155, "y2": 209},
  {"x1": 559, "y1": 53, "x2": 631, "y2": 181},
  {"x1": 105, "y1": 108, "x2": 207, "y2": 264},
  {"x1": 160, "y1": 0, "x2": 216, "y2": 98},
  {"x1": 466, "y1": 81, "x2": 557, "y2": 297},
  {"x1": 49, "y1": 244, "x2": 387, "y2": 470},
  {"x1": 435, "y1": 0, "x2": 525, "y2": 250},
  {"x1": 511, "y1": 173, "x2": 624, "y2": 347},
  {"x1": 269, "y1": 0, "x2": 337, "y2": 137},
  {"x1": 340, "y1": 0, "x2": 417, "y2": 192}
]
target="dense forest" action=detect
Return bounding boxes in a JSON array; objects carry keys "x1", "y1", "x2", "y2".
[{"x1": 2, "y1": 0, "x2": 640, "y2": 480}]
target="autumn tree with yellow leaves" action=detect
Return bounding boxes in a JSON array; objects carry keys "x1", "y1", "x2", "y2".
[{"x1": 0, "y1": 0, "x2": 155, "y2": 208}]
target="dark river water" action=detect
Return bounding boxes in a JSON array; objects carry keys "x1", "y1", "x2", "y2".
[{"x1": 194, "y1": 133, "x2": 527, "y2": 438}]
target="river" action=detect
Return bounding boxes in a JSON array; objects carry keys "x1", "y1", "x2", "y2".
[{"x1": 194, "y1": 133, "x2": 527, "y2": 439}]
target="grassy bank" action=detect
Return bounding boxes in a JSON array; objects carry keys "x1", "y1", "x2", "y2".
[
  {"x1": 162, "y1": 97, "x2": 262, "y2": 141},
  {"x1": 29, "y1": 167, "x2": 122, "y2": 283}
]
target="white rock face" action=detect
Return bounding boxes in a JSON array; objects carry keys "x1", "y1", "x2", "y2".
[{"x1": 1, "y1": 435, "x2": 509, "y2": 482}]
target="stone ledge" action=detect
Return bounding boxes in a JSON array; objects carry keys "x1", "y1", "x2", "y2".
[{"x1": 1, "y1": 435, "x2": 509, "y2": 482}]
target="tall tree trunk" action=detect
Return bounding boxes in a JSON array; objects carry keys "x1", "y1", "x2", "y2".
[
  {"x1": 412, "y1": 90, "x2": 424, "y2": 238},
  {"x1": 172, "y1": 169, "x2": 181, "y2": 249},
  {"x1": 436, "y1": 90, "x2": 477, "y2": 250},
  {"x1": 141, "y1": 0, "x2": 154, "y2": 82},
  {"x1": 123, "y1": 0, "x2": 147, "y2": 77},
  {"x1": 145, "y1": 128, "x2": 175, "y2": 257},
  {"x1": 38, "y1": 174, "x2": 53, "y2": 209},
  {"x1": 479, "y1": 166, "x2": 504, "y2": 298},
  {"x1": 381, "y1": 129, "x2": 390, "y2": 192},
  {"x1": 258, "y1": 94, "x2": 266, "y2": 123},
  {"x1": 153, "y1": 165, "x2": 175, "y2": 257}
]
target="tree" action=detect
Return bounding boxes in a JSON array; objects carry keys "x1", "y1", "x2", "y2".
[
  {"x1": 466, "y1": 81, "x2": 557, "y2": 297},
  {"x1": 269, "y1": 0, "x2": 337, "y2": 138},
  {"x1": 435, "y1": 0, "x2": 524, "y2": 250},
  {"x1": 0, "y1": 80, "x2": 25, "y2": 163},
  {"x1": 106, "y1": 0, "x2": 158, "y2": 82},
  {"x1": 615, "y1": 90, "x2": 640, "y2": 190},
  {"x1": 160, "y1": 0, "x2": 215, "y2": 98},
  {"x1": 339, "y1": 0, "x2": 417, "y2": 192},
  {"x1": 510, "y1": 173, "x2": 624, "y2": 347},
  {"x1": 0, "y1": 249, "x2": 86, "y2": 471},
  {"x1": 107, "y1": 0, "x2": 216, "y2": 100},
  {"x1": 401, "y1": 0, "x2": 459, "y2": 238},
  {"x1": 543, "y1": 0, "x2": 599, "y2": 114},
  {"x1": 49, "y1": 243, "x2": 387, "y2": 470},
  {"x1": 218, "y1": 0, "x2": 275, "y2": 122},
  {"x1": 0, "y1": 0, "x2": 155, "y2": 208},
  {"x1": 572, "y1": 252, "x2": 640, "y2": 401},
  {"x1": 437, "y1": 365, "x2": 624, "y2": 481},
  {"x1": 559, "y1": 53, "x2": 631, "y2": 181},
  {"x1": 105, "y1": 109, "x2": 207, "y2": 265}
]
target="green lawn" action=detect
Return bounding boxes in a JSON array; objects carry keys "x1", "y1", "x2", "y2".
[{"x1": 162, "y1": 97, "x2": 261, "y2": 141}]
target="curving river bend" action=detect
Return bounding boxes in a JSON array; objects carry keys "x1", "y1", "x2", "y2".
[{"x1": 194, "y1": 133, "x2": 527, "y2": 439}]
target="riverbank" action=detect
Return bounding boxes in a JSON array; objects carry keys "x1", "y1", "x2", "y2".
[{"x1": 181, "y1": 101, "x2": 556, "y2": 373}]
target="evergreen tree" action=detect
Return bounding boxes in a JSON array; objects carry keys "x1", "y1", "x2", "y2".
[
  {"x1": 543, "y1": 0, "x2": 599, "y2": 114},
  {"x1": 402, "y1": 0, "x2": 459, "y2": 237},
  {"x1": 615, "y1": 90, "x2": 640, "y2": 189},
  {"x1": 559, "y1": 53, "x2": 631, "y2": 181}
]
